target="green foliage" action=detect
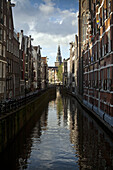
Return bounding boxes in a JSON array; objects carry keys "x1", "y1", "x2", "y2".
[{"x1": 57, "y1": 64, "x2": 63, "y2": 82}]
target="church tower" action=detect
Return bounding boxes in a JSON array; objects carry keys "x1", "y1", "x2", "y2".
[{"x1": 55, "y1": 45, "x2": 62, "y2": 67}]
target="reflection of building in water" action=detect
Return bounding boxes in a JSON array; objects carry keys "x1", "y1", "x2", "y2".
[
  {"x1": 69, "y1": 98, "x2": 78, "y2": 148},
  {"x1": 56, "y1": 89, "x2": 60, "y2": 98},
  {"x1": 65, "y1": 96, "x2": 113, "y2": 169},
  {"x1": 62, "y1": 95, "x2": 71, "y2": 127},
  {"x1": 75, "y1": 102, "x2": 113, "y2": 169},
  {"x1": 40, "y1": 108, "x2": 48, "y2": 130},
  {"x1": 55, "y1": 89, "x2": 63, "y2": 126}
]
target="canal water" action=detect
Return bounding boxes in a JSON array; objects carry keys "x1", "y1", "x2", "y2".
[{"x1": 0, "y1": 89, "x2": 113, "y2": 169}]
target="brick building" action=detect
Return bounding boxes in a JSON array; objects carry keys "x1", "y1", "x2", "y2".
[
  {"x1": 18, "y1": 30, "x2": 34, "y2": 95},
  {"x1": 0, "y1": 0, "x2": 7, "y2": 100},
  {"x1": 0, "y1": 0, "x2": 20, "y2": 100},
  {"x1": 82, "y1": 0, "x2": 113, "y2": 126},
  {"x1": 41, "y1": 57, "x2": 48, "y2": 89},
  {"x1": 32, "y1": 46, "x2": 38, "y2": 89},
  {"x1": 6, "y1": 0, "x2": 20, "y2": 99}
]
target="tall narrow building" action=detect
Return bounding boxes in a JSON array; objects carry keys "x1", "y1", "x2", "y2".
[
  {"x1": 78, "y1": 0, "x2": 90, "y2": 99},
  {"x1": 55, "y1": 45, "x2": 62, "y2": 67}
]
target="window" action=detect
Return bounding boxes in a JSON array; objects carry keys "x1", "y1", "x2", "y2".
[
  {"x1": 107, "y1": 0, "x2": 111, "y2": 18},
  {"x1": 107, "y1": 67, "x2": 110, "y2": 90},
  {"x1": 82, "y1": 14, "x2": 87, "y2": 41},
  {"x1": 108, "y1": 30, "x2": 111, "y2": 52},
  {"x1": 9, "y1": 18, "x2": 11, "y2": 29},
  {"x1": 0, "y1": 11, "x2": 3, "y2": 25},
  {"x1": 98, "y1": 42, "x2": 100, "y2": 59},
  {"x1": 0, "y1": 44, "x2": 2, "y2": 55},
  {"x1": 101, "y1": 70, "x2": 104, "y2": 89},
  {"x1": 3, "y1": 46, "x2": 5, "y2": 57},
  {"x1": 102, "y1": 38, "x2": 104, "y2": 57},
  {"x1": 3, "y1": 63, "x2": 5, "y2": 78},
  {"x1": 102, "y1": 7, "x2": 104, "y2": 25},
  {"x1": 0, "y1": 29, "x2": 2, "y2": 41},
  {"x1": 3, "y1": 30, "x2": 6, "y2": 42},
  {"x1": 9, "y1": 31, "x2": 11, "y2": 39},
  {"x1": 104, "y1": 44, "x2": 106, "y2": 55},
  {"x1": 95, "y1": 45, "x2": 97, "y2": 61},
  {"x1": 4, "y1": 15, "x2": 6, "y2": 26},
  {"x1": 104, "y1": 8, "x2": 107, "y2": 21},
  {"x1": 95, "y1": 72, "x2": 97, "y2": 88},
  {"x1": 7, "y1": 40, "x2": 9, "y2": 51},
  {"x1": 0, "y1": 62, "x2": 2, "y2": 78},
  {"x1": 72, "y1": 63, "x2": 74, "y2": 74}
]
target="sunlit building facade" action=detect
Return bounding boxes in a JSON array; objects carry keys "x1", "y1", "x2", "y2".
[{"x1": 83, "y1": 0, "x2": 113, "y2": 126}]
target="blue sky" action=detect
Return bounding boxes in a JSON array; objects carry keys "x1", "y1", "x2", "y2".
[{"x1": 12, "y1": 0, "x2": 79, "y2": 66}]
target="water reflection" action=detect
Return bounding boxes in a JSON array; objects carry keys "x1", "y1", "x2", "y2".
[{"x1": 0, "y1": 89, "x2": 113, "y2": 169}]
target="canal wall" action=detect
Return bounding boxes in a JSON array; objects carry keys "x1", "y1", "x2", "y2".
[
  {"x1": 61, "y1": 87, "x2": 113, "y2": 137},
  {"x1": 0, "y1": 87, "x2": 56, "y2": 152}
]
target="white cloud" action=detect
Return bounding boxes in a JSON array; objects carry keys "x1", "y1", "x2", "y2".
[
  {"x1": 39, "y1": 4, "x2": 54, "y2": 14},
  {"x1": 12, "y1": 0, "x2": 78, "y2": 65}
]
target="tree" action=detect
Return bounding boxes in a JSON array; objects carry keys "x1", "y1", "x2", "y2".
[{"x1": 57, "y1": 64, "x2": 63, "y2": 82}]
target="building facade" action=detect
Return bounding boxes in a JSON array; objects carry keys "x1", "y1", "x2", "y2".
[
  {"x1": 6, "y1": 0, "x2": 20, "y2": 99},
  {"x1": 83, "y1": 0, "x2": 113, "y2": 126},
  {"x1": 78, "y1": 0, "x2": 90, "y2": 98},
  {"x1": 41, "y1": 57, "x2": 48, "y2": 89},
  {"x1": 48, "y1": 66, "x2": 58, "y2": 84},
  {"x1": 69, "y1": 35, "x2": 78, "y2": 94},
  {"x1": 37, "y1": 45, "x2": 42, "y2": 89},
  {"x1": 63, "y1": 58, "x2": 70, "y2": 88},
  {"x1": 32, "y1": 46, "x2": 38, "y2": 89},
  {"x1": 0, "y1": 0, "x2": 7, "y2": 100},
  {"x1": 18, "y1": 30, "x2": 34, "y2": 95}
]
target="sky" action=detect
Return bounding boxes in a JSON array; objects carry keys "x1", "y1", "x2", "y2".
[{"x1": 12, "y1": 0, "x2": 79, "y2": 66}]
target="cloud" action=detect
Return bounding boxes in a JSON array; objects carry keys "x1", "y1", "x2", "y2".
[
  {"x1": 12, "y1": 0, "x2": 78, "y2": 65},
  {"x1": 30, "y1": 32, "x2": 75, "y2": 66},
  {"x1": 39, "y1": 0, "x2": 55, "y2": 14}
]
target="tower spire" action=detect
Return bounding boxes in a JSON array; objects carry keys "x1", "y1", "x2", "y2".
[{"x1": 55, "y1": 45, "x2": 62, "y2": 67}]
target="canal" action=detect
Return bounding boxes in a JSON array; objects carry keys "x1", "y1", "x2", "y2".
[{"x1": 0, "y1": 89, "x2": 113, "y2": 169}]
